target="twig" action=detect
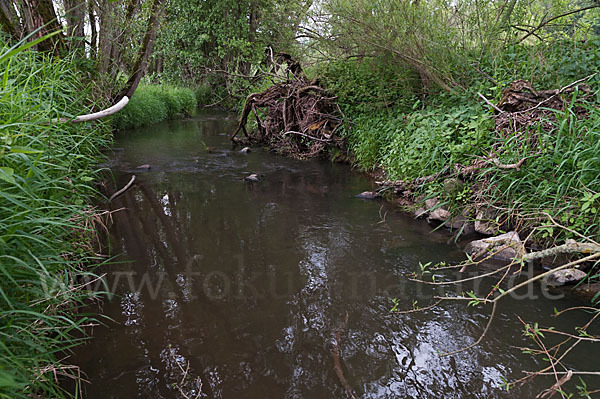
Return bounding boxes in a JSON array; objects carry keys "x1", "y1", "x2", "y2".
[
  {"x1": 518, "y1": 5, "x2": 600, "y2": 43},
  {"x1": 477, "y1": 92, "x2": 504, "y2": 114},
  {"x1": 109, "y1": 175, "x2": 136, "y2": 202},
  {"x1": 437, "y1": 252, "x2": 600, "y2": 357},
  {"x1": 392, "y1": 299, "x2": 444, "y2": 315},
  {"x1": 516, "y1": 73, "x2": 597, "y2": 115},
  {"x1": 542, "y1": 213, "x2": 600, "y2": 246},
  {"x1": 439, "y1": 301, "x2": 497, "y2": 357},
  {"x1": 283, "y1": 130, "x2": 332, "y2": 143}
]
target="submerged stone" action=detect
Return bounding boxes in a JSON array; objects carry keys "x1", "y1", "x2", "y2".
[
  {"x1": 355, "y1": 191, "x2": 379, "y2": 200},
  {"x1": 545, "y1": 268, "x2": 587, "y2": 287},
  {"x1": 244, "y1": 173, "x2": 260, "y2": 182}
]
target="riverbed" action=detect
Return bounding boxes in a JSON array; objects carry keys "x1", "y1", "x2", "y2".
[{"x1": 73, "y1": 112, "x2": 599, "y2": 398}]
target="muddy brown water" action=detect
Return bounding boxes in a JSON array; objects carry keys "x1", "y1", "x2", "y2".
[{"x1": 74, "y1": 112, "x2": 600, "y2": 398}]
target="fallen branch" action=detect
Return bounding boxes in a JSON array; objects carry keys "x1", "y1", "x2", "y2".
[
  {"x1": 332, "y1": 312, "x2": 358, "y2": 399},
  {"x1": 109, "y1": 175, "x2": 136, "y2": 202},
  {"x1": 52, "y1": 96, "x2": 129, "y2": 123},
  {"x1": 516, "y1": 73, "x2": 596, "y2": 115},
  {"x1": 523, "y1": 239, "x2": 600, "y2": 262},
  {"x1": 492, "y1": 157, "x2": 527, "y2": 170}
]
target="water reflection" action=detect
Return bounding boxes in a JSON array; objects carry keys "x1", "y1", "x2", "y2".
[{"x1": 73, "y1": 114, "x2": 599, "y2": 398}]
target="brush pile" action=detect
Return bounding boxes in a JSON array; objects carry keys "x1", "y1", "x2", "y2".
[
  {"x1": 231, "y1": 55, "x2": 345, "y2": 158},
  {"x1": 494, "y1": 77, "x2": 592, "y2": 138}
]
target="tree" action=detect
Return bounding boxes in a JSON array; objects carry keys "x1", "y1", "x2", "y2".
[
  {"x1": 155, "y1": 0, "x2": 311, "y2": 86},
  {"x1": 118, "y1": 0, "x2": 163, "y2": 100}
]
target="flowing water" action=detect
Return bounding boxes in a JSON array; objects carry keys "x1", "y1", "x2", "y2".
[{"x1": 74, "y1": 112, "x2": 599, "y2": 398}]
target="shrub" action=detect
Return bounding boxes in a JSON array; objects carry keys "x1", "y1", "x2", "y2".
[{"x1": 111, "y1": 84, "x2": 198, "y2": 130}]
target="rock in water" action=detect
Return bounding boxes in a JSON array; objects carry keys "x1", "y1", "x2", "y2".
[
  {"x1": 244, "y1": 173, "x2": 260, "y2": 182},
  {"x1": 136, "y1": 164, "x2": 151, "y2": 170},
  {"x1": 355, "y1": 191, "x2": 378, "y2": 200},
  {"x1": 427, "y1": 207, "x2": 451, "y2": 224},
  {"x1": 240, "y1": 147, "x2": 251, "y2": 154},
  {"x1": 545, "y1": 268, "x2": 587, "y2": 287},
  {"x1": 464, "y1": 231, "x2": 525, "y2": 261},
  {"x1": 474, "y1": 208, "x2": 499, "y2": 236},
  {"x1": 423, "y1": 197, "x2": 449, "y2": 223}
]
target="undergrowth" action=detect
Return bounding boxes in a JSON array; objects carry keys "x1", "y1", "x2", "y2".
[{"x1": 320, "y1": 39, "x2": 600, "y2": 244}]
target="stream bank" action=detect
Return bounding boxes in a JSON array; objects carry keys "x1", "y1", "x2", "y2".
[{"x1": 232, "y1": 64, "x2": 600, "y2": 303}]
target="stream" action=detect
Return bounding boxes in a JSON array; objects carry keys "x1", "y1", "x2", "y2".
[{"x1": 74, "y1": 112, "x2": 600, "y2": 398}]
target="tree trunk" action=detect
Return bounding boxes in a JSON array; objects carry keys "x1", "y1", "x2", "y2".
[
  {"x1": 21, "y1": 0, "x2": 64, "y2": 54},
  {"x1": 0, "y1": 0, "x2": 21, "y2": 40},
  {"x1": 117, "y1": 0, "x2": 163, "y2": 100},
  {"x1": 98, "y1": 0, "x2": 116, "y2": 73},
  {"x1": 88, "y1": 0, "x2": 97, "y2": 59},
  {"x1": 64, "y1": 0, "x2": 86, "y2": 52}
]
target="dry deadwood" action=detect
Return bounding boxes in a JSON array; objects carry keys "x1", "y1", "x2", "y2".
[
  {"x1": 494, "y1": 75, "x2": 594, "y2": 138},
  {"x1": 232, "y1": 55, "x2": 345, "y2": 159}
]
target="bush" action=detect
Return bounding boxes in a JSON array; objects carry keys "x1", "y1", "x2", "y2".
[
  {"x1": 111, "y1": 84, "x2": 198, "y2": 130},
  {"x1": 194, "y1": 82, "x2": 212, "y2": 106}
]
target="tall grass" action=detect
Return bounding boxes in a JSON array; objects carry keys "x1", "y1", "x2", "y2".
[
  {"x1": 0, "y1": 40, "x2": 110, "y2": 398},
  {"x1": 111, "y1": 84, "x2": 198, "y2": 130}
]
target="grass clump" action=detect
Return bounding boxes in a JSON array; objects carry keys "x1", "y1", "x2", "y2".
[
  {"x1": 0, "y1": 42, "x2": 110, "y2": 398},
  {"x1": 112, "y1": 84, "x2": 198, "y2": 130}
]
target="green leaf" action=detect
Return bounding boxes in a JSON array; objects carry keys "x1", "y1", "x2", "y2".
[
  {"x1": 9, "y1": 146, "x2": 43, "y2": 154},
  {"x1": 0, "y1": 167, "x2": 15, "y2": 184},
  {"x1": 0, "y1": 30, "x2": 61, "y2": 66}
]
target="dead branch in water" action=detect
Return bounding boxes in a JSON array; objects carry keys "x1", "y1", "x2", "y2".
[
  {"x1": 332, "y1": 311, "x2": 359, "y2": 399},
  {"x1": 109, "y1": 175, "x2": 136, "y2": 202}
]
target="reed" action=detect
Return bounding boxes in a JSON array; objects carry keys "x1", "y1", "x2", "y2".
[{"x1": 0, "y1": 39, "x2": 111, "y2": 398}]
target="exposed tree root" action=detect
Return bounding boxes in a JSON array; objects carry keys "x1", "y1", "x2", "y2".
[{"x1": 232, "y1": 55, "x2": 345, "y2": 158}]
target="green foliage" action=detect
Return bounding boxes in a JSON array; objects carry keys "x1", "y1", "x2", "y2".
[
  {"x1": 479, "y1": 37, "x2": 600, "y2": 99},
  {"x1": 336, "y1": 96, "x2": 492, "y2": 177},
  {"x1": 381, "y1": 104, "x2": 491, "y2": 179},
  {"x1": 0, "y1": 43, "x2": 110, "y2": 397},
  {"x1": 323, "y1": 38, "x2": 600, "y2": 242},
  {"x1": 155, "y1": 0, "x2": 311, "y2": 91},
  {"x1": 318, "y1": 58, "x2": 420, "y2": 115},
  {"x1": 111, "y1": 84, "x2": 198, "y2": 130},
  {"x1": 484, "y1": 90, "x2": 600, "y2": 240},
  {"x1": 318, "y1": 0, "x2": 600, "y2": 91}
]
